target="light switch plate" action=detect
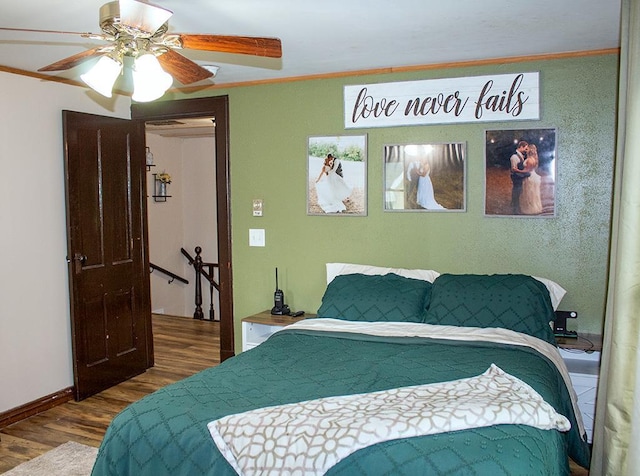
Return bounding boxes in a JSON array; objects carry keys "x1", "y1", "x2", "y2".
[{"x1": 249, "y1": 228, "x2": 265, "y2": 247}]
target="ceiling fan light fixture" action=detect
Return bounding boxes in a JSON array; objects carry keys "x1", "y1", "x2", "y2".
[
  {"x1": 8, "y1": 0, "x2": 282, "y2": 100},
  {"x1": 80, "y1": 55, "x2": 123, "y2": 97},
  {"x1": 132, "y1": 53, "x2": 173, "y2": 102}
]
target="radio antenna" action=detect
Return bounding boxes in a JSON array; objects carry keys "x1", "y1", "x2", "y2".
[{"x1": 275, "y1": 267, "x2": 279, "y2": 291}]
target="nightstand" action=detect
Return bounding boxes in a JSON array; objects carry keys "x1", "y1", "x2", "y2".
[
  {"x1": 241, "y1": 310, "x2": 313, "y2": 352},
  {"x1": 557, "y1": 333, "x2": 602, "y2": 443}
]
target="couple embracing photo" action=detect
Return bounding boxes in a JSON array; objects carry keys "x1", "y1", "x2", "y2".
[{"x1": 485, "y1": 128, "x2": 556, "y2": 217}]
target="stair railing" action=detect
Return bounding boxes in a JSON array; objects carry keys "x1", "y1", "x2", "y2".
[
  {"x1": 181, "y1": 246, "x2": 220, "y2": 320},
  {"x1": 150, "y1": 262, "x2": 189, "y2": 284}
]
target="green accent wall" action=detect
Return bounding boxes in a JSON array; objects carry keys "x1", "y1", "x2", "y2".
[{"x1": 179, "y1": 54, "x2": 617, "y2": 351}]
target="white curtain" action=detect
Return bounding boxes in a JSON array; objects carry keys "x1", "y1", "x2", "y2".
[{"x1": 590, "y1": 0, "x2": 640, "y2": 473}]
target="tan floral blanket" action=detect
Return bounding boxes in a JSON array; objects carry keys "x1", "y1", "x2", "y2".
[{"x1": 208, "y1": 364, "x2": 570, "y2": 476}]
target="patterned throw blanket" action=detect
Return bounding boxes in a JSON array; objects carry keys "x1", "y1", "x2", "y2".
[
  {"x1": 208, "y1": 364, "x2": 570, "y2": 476},
  {"x1": 282, "y1": 318, "x2": 584, "y2": 435}
]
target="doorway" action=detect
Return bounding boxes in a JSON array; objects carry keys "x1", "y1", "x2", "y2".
[
  {"x1": 145, "y1": 118, "x2": 219, "y2": 322},
  {"x1": 132, "y1": 96, "x2": 235, "y2": 361}
]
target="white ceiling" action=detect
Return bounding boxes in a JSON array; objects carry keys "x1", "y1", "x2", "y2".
[
  {"x1": 0, "y1": 0, "x2": 622, "y2": 91},
  {"x1": 146, "y1": 117, "x2": 215, "y2": 138}
]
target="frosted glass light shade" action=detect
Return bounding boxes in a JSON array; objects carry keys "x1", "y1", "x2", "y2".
[
  {"x1": 80, "y1": 56, "x2": 122, "y2": 97},
  {"x1": 132, "y1": 54, "x2": 173, "y2": 102}
]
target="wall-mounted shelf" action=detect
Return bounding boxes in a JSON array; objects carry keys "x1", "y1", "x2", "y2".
[
  {"x1": 152, "y1": 173, "x2": 171, "y2": 202},
  {"x1": 146, "y1": 147, "x2": 155, "y2": 171},
  {"x1": 152, "y1": 195, "x2": 171, "y2": 202}
]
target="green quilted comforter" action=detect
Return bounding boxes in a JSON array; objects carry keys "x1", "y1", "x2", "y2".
[{"x1": 92, "y1": 322, "x2": 590, "y2": 475}]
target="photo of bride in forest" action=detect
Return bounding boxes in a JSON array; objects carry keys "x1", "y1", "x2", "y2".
[{"x1": 384, "y1": 143, "x2": 466, "y2": 212}]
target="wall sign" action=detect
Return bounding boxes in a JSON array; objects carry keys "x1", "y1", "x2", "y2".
[{"x1": 344, "y1": 72, "x2": 539, "y2": 129}]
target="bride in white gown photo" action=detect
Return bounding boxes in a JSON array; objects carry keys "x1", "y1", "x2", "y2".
[
  {"x1": 408, "y1": 158, "x2": 445, "y2": 210},
  {"x1": 520, "y1": 144, "x2": 543, "y2": 215},
  {"x1": 315, "y1": 154, "x2": 352, "y2": 213}
]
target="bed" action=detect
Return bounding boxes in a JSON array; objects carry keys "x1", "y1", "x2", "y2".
[{"x1": 92, "y1": 264, "x2": 591, "y2": 475}]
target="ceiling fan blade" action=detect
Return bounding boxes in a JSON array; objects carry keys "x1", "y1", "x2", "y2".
[
  {"x1": 157, "y1": 49, "x2": 213, "y2": 84},
  {"x1": 0, "y1": 27, "x2": 96, "y2": 36},
  {"x1": 178, "y1": 34, "x2": 282, "y2": 58},
  {"x1": 118, "y1": 0, "x2": 173, "y2": 35},
  {"x1": 38, "y1": 47, "x2": 106, "y2": 72}
]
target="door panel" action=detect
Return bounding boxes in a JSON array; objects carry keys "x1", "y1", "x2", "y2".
[
  {"x1": 82, "y1": 296, "x2": 108, "y2": 367},
  {"x1": 63, "y1": 110, "x2": 153, "y2": 401},
  {"x1": 112, "y1": 288, "x2": 136, "y2": 355},
  {"x1": 76, "y1": 128, "x2": 105, "y2": 268}
]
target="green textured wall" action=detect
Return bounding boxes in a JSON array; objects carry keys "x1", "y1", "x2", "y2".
[{"x1": 181, "y1": 54, "x2": 617, "y2": 350}]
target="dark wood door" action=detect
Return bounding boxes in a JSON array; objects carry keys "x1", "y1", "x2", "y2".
[{"x1": 63, "y1": 110, "x2": 153, "y2": 401}]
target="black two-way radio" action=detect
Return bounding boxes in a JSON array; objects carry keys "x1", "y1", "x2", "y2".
[{"x1": 271, "y1": 268, "x2": 290, "y2": 315}]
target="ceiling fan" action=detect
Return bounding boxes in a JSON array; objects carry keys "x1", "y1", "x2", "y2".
[{"x1": 0, "y1": 0, "x2": 282, "y2": 101}]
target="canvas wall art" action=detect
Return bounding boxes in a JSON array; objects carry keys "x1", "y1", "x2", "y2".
[
  {"x1": 383, "y1": 143, "x2": 466, "y2": 212},
  {"x1": 307, "y1": 135, "x2": 367, "y2": 216},
  {"x1": 485, "y1": 128, "x2": 557, "y2": 217}
]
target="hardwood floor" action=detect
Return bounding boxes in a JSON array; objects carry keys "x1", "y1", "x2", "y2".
[
  {"x1": 0, "y1": 314, "x2": 589, "y2": 475},
  {"x1": 0, "y1": 314, "x2": 220, "y2": 473}
]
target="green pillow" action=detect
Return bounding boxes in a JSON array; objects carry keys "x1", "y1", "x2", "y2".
[
  {"x1": 424, "y1": 274, "x2": 557, "y2": 344},
  {"x1": 317, "y1": 273, "x2": 432, "y2": 323}
]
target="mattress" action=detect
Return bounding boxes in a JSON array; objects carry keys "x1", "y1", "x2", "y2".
[{"x1": 92, "y1": 320, "x2": 590, "y2": 475}]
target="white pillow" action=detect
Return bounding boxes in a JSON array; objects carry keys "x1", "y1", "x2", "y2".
[
  {"x1": 326, "y1": 263, "x2": 440, "y2": 285},
  {"x1": 532, "y1": 276, "x2": 567, "y2": 310}
]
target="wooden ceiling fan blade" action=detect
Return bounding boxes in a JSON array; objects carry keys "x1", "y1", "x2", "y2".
[
  {"x1": 178, "y1": 34, "x2": 282, "y2": 58},
  {"x1": 118, "y1": 0, "x2": 173, "y2": 34},
  {"x1": 157, "y1": 49, "x2": 213, "y2": 84},
  {"x1": 0, "y1": 27, "x2": 96, "y2": 36},
  {"x1": 38, "y1": 47, "x2": 106, "y2": 72}
]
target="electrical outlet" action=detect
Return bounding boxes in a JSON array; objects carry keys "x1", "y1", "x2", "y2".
[{"x1": 252, "y1": 199, "x2": 263, "y2": 216}]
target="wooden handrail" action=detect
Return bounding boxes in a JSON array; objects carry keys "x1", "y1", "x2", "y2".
[
  {"x1": 180, "y1": 247, "x2": 194, "y2": 264},
  {"x1": 181, "y1": 247, "x2": 219, "y2": 287},
  {"x1": 150, "y1": 262, "x2": 189, "y2": 284},
  {"x1": 182, "y1": 246, "x2": 220, "y2": 320}
]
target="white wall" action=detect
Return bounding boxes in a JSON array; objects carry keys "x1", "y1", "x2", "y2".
[
  {"x1": 146, "y1": 133, "x2": 217, "y2": 319},
  {"x1": 146, "y1": 134, "x2": 186, "y2": 315},
  {"x1": 182, "y1": 137, "x2": 218, "y2": 320},
  {"x1": 0, "y1": 72, "x2": 131, "y2": 413}
]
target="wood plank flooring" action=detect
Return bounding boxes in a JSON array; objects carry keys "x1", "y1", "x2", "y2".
[
  {"x1": 0, "y1": 314, "x2": 219, "y2": 473},
  {"x1": 0, "y1": 314, "x2": 589, "y2": 475}
]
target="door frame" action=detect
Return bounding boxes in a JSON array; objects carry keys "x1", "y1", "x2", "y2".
[{"x1": 131, "y1": 96, "x2": 235, "y2": 361}]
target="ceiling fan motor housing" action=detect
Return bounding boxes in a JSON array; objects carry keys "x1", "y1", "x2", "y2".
[
  {"x1": 99, "y1": 2, "x2": 122, "y2": 36},
  {"x1": 99, "y1": 1, "x2": 169, "y2": 38}
]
